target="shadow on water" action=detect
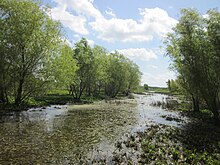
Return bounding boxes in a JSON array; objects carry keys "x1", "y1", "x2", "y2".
[
  {"x1": 144, "y1": 94, "x2": 220, "y2": 155},
  {"x1": 0, "y1": 93, "x2": 198, "y2": 164},
  {"x1": 177, "y1": 119, "x2": 220, "y2": 154},
  {"x1": 0, "y1": 101, "x2": 138, "y2": 164}
]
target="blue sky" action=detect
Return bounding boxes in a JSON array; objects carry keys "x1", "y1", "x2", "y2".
[{"x1": 44, "y1": 0, "x2": 220, "y2": 87}]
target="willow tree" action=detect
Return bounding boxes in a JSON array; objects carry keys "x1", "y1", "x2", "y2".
[
  {"x1": 165, "y1": 9, "x2": 220, "y2": 121},
  {"x1": 91, "y1": 45, "x2": 108, "y2": 96},
  {"x1": 104, "y1": 52, "x2": 128, "y2": 97},
  {"x1": 126, "y1": 60, "x2": 142, "y2": 95},
  {"x1": 52, "y1": 44, "x2": 78, "y2": 89},
  {"x1": 0, "y1": 0, "x2": 62, "y2": 105},
  {"x1": 71, "y1": 38, "x2": 93, "y2": 100}
]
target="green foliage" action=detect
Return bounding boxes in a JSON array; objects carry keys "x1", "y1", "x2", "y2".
[
  {"x1": 68, "y1": 39, "x2": 142, "y2": 100},
  {"x1": 0, "y1": 1, "x2": 142, "y2": 106},
  {"x1": 104, "y1": 51, "x2": 141, "y2": 97},
  {"x1": 149, "y1": 87, "x2": 170, "y2": 94},
  {"x1": 133, "y1": 86, "x2": 146, "y2": 94},
  {"x1": 165, "y1": 8, "x2": 220, "y2": 120},
  {"x1": 167, "y1": 79, "x2": 180, "y2": 93},
  {"x1": 143, "y1": 84, "x2": 149, "y2": 90},
  {"x1": 52, "y1": 44, "x2": 78, "y2": 87},
  {"x1": 70, "y1": 38, "x2": 93, "y2": 100},
  {"x1": 0, "y1": 0, "x2": 62, "y2": 105}
]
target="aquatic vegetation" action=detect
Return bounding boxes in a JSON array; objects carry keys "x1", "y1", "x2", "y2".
[
  {"x1": 113, "y1": 124, "x2": 220, "y2": 164},
  {"x1": 1, "y1": 93, "x2": 219, "y2": 164}
]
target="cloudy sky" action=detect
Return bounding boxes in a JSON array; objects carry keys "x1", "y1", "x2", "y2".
[{"x1": 44, "y1": 0, "x2": 220, "y2": 87}]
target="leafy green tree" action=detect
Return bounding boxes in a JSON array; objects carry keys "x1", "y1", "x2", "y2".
[
  {"x1": 71, "y1": 38, "x2": 93, "y2": 100},
  {"x1": 105, "y1": 52, "x2": 127, "y2": 97},
  {"x1": 0, "y1": 0, "x2": 62, "y2": 105},
  {"x1": 125, "y1": 60, "x2": 142, "y2": 95},
  {"x1": 143, "y1": 84, "x2": 149, "y2": 91},
  {"x1": 104, "y1": 51, "x2": 141, "y2": 97},
  {"x1": 167, "y1": 80, "x2": 171, "y2": 92},
  {"x1": 91, "y1": 45, "x2": 108, "y2": 96},
  {"x1": 165, "y1": 9, "x2": 220, "y2": 120},
  {"x1": 52, "y1": 44, "x2": 78, "y2": 89}
]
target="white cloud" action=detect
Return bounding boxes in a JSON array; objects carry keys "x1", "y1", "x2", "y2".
[
  {"x1": 49, "y1": 0, "x2": 104, "y2": 35},
  {"x1": 50, "y1": 1, "x2": 177, "y2": 43},
  {"x1": 90, "y1": 7, "x2": 177, "y2": 42},
  {"x1": 53, "y1": 0, "x2": 103, "y2": 19},
  {"x1": 141, "y1": 71, "x2": 176, "y2": 87},
  {"x1": 117, "y1": 48, "x2": 157, "y2": 61},
  {"x1": 49, "y1": 6, "x2": 88, "y2": 35},
  {"x1": 105, "y1": 7, "x2": 116, "y2": 17}
]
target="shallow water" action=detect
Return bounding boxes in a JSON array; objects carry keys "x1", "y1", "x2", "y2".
[{"x1": 0, "y1": 93, "x2": 186, "y2": 164}]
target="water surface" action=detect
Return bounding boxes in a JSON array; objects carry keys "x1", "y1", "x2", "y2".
[{"x1": 0, "y1": 93, "x2": 185, "y2": 164}]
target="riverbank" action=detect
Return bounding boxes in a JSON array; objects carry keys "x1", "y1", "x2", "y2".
[
  {"x1": 0, "y1": 89, "x2": 136, "y2": 111},
  {"x1": 0, "y1": 89, "x2": 104, "y2": 111}
]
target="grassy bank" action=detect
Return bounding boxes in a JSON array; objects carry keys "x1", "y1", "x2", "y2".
[
  {"x1": 149, "y1": 86, "x2": 171, "y2": 94},
  {"x1": 0, "y1": 89, "x2": 134, "y2": 111},
  {"x1": 0, "y1": 89, "x2": 103, "y2": 111},
  {"x1": 133, "y1": 86, "x2": 172, "y2": 95}
]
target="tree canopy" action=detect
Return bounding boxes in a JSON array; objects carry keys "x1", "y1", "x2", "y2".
[
  {"x1": 0, "y1": 0, "x2": 62, "y2": 105},
  {"x1": 165, "y1": 8, "x2": 220, "y2": 121},
  {"x1": 0, "y1": 0, "x2": 142, "y2": 105}
]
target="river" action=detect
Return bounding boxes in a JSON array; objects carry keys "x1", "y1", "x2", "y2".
[{"x1": 0, "y1": 93, "x2": 186, "y2": 164}]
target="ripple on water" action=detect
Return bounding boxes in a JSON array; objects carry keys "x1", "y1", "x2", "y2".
[{"x1": 0, "y1": 93, "x2": 187, "y2": 164}]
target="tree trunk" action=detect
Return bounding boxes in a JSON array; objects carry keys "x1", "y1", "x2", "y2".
[
  {"x1": 15, "y1": 78, "x2": 24, "y2": 106},
  {"x1": 213, "y1": 110, "x2": 219, "y2": 125},
  {"x1": 204, "y1": 95, "x2": 220, "y2": 124},
  {"x1": 192, "y1": 96, "x2": 200, "y2": 112},
  {"x1": 210, "y1": 98, "x2": 220, "y2": 125},
  {"x1": 0, "y1": 85, "x2": 6, "y2": 103}
]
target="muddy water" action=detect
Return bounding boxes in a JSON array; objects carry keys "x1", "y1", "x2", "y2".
[{"x1": 0, "y1": 94, "x2": 185, "y2": 164}]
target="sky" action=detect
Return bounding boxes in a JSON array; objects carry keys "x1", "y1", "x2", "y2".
[{"x1": 44, "y1": 0, "x2": 220, "y2": 87}]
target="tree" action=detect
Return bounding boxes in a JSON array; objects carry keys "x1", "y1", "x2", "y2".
[
  {"x1": 143, "y1": 84, "x2": 149, "y2": 91},
  {"x1": 71, "y1": 38, "x2": 93, "y2": 100},
  {"x1": 165, "y1": 8, "x2": 220, "y2": 121},
  {"x1": 104, "y1": 51, "x2": 141, "y2": 97},
  {"x1": 52, "y1": 44, "x2": 77, "y2": 89},
  {"x1": 105, "y1": 52, "x2": 127, "y2": 97},
  {"x1": 91, "y1": 45, "x2": 108, "y2": 96},
  {"x1": 126, "y1": 61, "x2": 142, "y2": 95},
  {"x1": 0, "y1": 0, "x2": 62, "y2": 105}
]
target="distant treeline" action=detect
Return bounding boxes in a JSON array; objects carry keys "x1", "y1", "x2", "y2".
[{"x1": 0, "y1": 0, "x2": 141, "y2": 106}]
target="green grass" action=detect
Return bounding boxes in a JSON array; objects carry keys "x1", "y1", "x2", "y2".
[
  {"x1": 33, "y1": 94, "x2": 73, "y2": 106},
  {"x1": 133, "y1": 86, "x2": 172, "y2": 95},
  {"x1": 133, "y1": 86, "x2": 146, "y2": 94},
  {"x1": 149, "y1": 86, "x2": 170, "y2": 94},
  {"x1": 47, "y1": 89, "x2": 69, "y2": 95}
]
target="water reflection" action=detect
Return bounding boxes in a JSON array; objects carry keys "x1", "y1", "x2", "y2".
[
  {"x1": 136, "y1": 93, "x2": 187, "y2": 131},
  {"x1": 0, "y1": 94, "x2": 186, "y2": 164},
  {"x1": 0, "y1": 100, "x2": 138, "y2": 164}
]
